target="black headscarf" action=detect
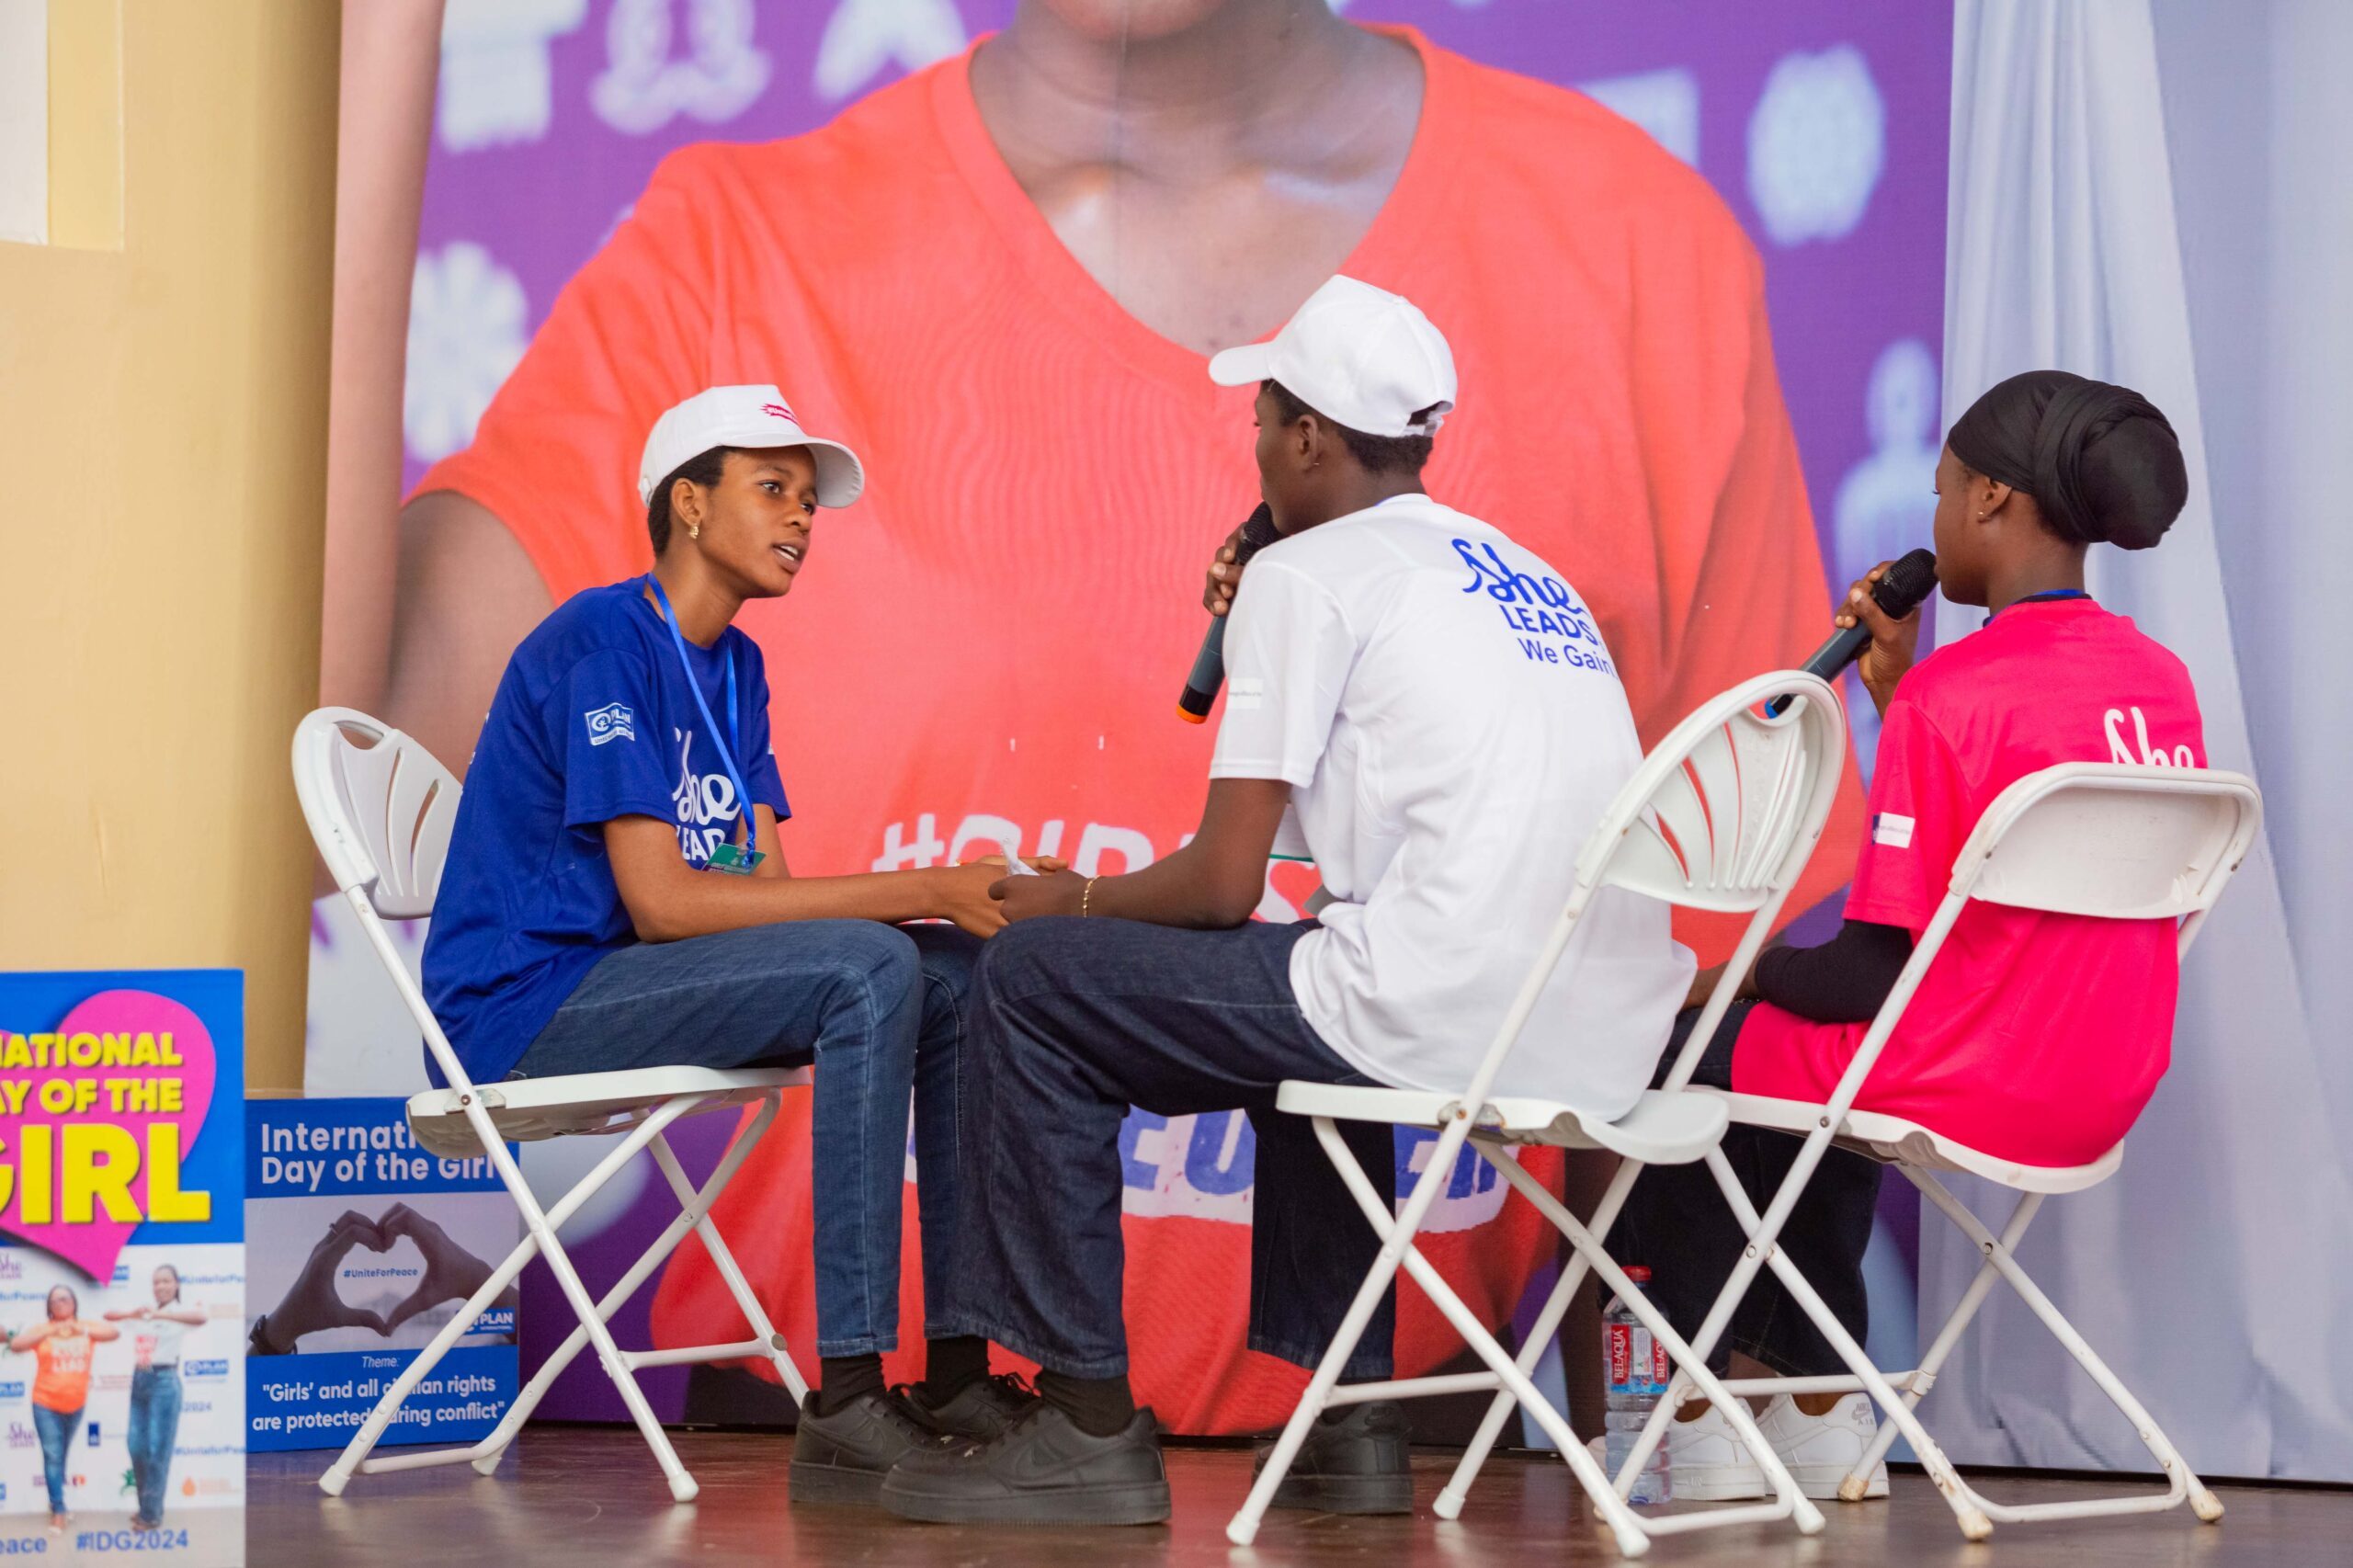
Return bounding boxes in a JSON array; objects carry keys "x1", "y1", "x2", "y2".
[{"x1": 1945, "y1": 370, "x2": 2188, "y2": 550}]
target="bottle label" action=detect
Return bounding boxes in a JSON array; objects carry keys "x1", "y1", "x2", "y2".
[{"x1": 1606, "y1": 1320, "x2": 1672, "y2": 1395}]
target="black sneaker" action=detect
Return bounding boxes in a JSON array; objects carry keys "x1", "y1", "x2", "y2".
[
  {"x1": 903, "y1": 1373, "x2": 1040, "y2": 1442},
  {"x1": 790, "y1": 1390, "x2": 945, "y2": 1506},
  {"x1": 1254, "y1": 1400, "x2": 1415, "y2": 1515},
  {"x1": 881, "y1": 1403, "x2": 1170, "y2": 1525}
]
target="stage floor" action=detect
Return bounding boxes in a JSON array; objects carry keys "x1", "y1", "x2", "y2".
[{"x1": 254, "y1": 1429, "x2": 2335, "y2": 1566}]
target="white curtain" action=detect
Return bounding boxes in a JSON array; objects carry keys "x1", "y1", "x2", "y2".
[{"x1": 1930, "y1": 0, "x2": 2353, "y2": 1481}]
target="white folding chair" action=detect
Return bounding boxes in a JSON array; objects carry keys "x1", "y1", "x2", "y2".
[
  {"x1": 1230, "y1": 671, "x2": 1848, "y2": 1557},
  {"x1": 1607, "y1": 762, "x2": 2261, "y2": 1542},
  {"x1": 292, "y1": 707, "x2": 810, "y2": 1503}
]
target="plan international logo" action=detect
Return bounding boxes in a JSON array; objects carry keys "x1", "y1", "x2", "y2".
[{"x1": 584, "y1": 702, "x2": 635, "y2": 745}]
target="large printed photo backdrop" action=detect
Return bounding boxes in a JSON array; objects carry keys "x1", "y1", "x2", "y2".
[{"x1": 307, "y1": 0, "x2": 1949, "y2": 1431}]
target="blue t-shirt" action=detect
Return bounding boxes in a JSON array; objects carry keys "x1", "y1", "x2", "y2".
[{"x1": 421, "y1": 579, "x2": 790, "y2": 1085}]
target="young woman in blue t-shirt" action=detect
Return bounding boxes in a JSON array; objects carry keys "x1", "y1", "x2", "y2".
[{"x1": 420, "y1": 385, "x2": 1046, "y2": 1503}]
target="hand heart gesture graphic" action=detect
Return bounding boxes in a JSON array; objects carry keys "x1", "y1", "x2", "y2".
[{"x1": 259, "y1": 1203, "x2": 512, "y2": 1351}]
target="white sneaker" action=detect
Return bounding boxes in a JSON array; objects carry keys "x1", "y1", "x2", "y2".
[
  {"x1": 1753, "y1": 1392, "x2": 1890, "y2": 1500},
  {"x1": 1665, "y1": 1401, "x2": 1768, "y2": 1500},
  {"x1": 1582, "y1": 1407, "x2": 1775, "y2": 1501}
]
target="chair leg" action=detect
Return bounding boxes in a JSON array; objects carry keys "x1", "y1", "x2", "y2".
[
  {"x1": 1437, "y1": 1148, "x2": 1641, "y2": 1519},
  {"x1": 1597, "y1": 1141, "x2": 1836, "y2": 1513},
  {"x1": 533, "y1": 1199, "x2": 702, "y2": 1501},
  {"x1": 458, "y1": 1098, "x2": 702, "y2": 1502},
  {"x1": 1699, "y1": 1153, "x2": 1995, "y2": 1540},
  {"x1": 647, "y1": 1101, "x2": 808, "y2": 1403},
  {"x1": 1370, "y1": 1167, "x2": 1654, "y2": 1556},
  {"x1": 1910, "y1": 1172, "x2": 2222, "y2": 1527},
  {"x1": 468, "y1": 1096, "x2": 796, "y2": 1475},
  {"x1": 1227, "y1": 1114, "x2": 1481, "y2": 1549},
  {"x1": 1245, "y1": 1118, "x2": 1654, "y2": 1560},
  {"x1": 1836, "y1": 1165, "x2": 2030, "y2": 1499},
  {"x1": 318, "y1": 1229, "x2": 544, "y2": 1494},
  {"x1": 1484, "y1": 1151, "x2": 1824, "y2": 1537},
  {"x1": 1222, "y1": 1193, "x2": 1409, "y2": 1547},
  {"x1": 322, "y1": 1099, "x2": 696, "y2": 1495}
]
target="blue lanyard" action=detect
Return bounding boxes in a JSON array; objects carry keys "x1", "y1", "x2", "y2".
[
  {"x1": 1988, "y1": 588, "x2": 2091, "y2": 624},
  {"x1": 644, "y1": 575, "x2": 751, "y2": 846}
]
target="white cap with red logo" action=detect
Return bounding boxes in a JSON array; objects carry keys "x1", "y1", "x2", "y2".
[
  {"x1": 1206, "y1": 275, "x2": 1456, "y2": 438},
  {"x1": 637, "y1": 384, "x2": 867, "y2": 509}
]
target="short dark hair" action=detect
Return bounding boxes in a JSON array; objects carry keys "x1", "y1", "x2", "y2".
[
  {"x1": 1263, "y1": 381, "x2": 1439, "y2": 476},
  {"x1": 645, "y1": 446, "x2": 735, "y2": 554}
]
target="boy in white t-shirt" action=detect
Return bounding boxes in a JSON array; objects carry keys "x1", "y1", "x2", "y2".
[{"x1": 884, "y1": 278, "x2": 1691, "y2": 1527}]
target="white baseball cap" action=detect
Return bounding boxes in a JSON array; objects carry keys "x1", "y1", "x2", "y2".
[
  {"x1": 637, "y1": 384, "x2": 866, "y2": 509},
  {"x1": 1207, "y1": 276, "x2": 1456, "y2": 438}
]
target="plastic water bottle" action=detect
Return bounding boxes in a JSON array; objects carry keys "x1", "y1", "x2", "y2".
[{"x1": 1602, "y1": 1266, "x2": 1672, "y2": 1504}]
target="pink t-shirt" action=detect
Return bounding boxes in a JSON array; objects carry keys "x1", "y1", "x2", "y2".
[{"x1": 1733, "y1": 597, "x2": 2205, "y2": 1166}]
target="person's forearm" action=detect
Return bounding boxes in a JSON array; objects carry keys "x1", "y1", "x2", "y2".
[
  {"x1": 629, "y1": 866, "x2": 952, "y2": 942},
  {"x1": 1752, "y1": 919, "x2": 1913, "y2": 1024},
  {"x1": 319, "y1": 0, "x2": 444, "y2": 714},
  {"x1": 1085, "y1": 840, "x2": 1259, "y2": 930}
]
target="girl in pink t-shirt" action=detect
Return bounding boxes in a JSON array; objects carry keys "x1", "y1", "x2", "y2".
[{"x1": 1611, "y1": 370, "x2": 2199, "y2": 1502}]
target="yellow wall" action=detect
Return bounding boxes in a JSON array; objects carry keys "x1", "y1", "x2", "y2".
[{"x1": 0, "y1": 2, "x2": 339, "y2": 1092}]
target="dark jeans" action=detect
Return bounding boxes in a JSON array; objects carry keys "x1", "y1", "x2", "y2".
[
  {"x1": 33, "y1": 1403, "x2": 78, "y2": 1513},
  {"x1": 517, "y1": 919, "x2": 981, "y2": 1357},
  {"x1": 1608, "y1": 1000, "x2": 1881, "y2": 1377},
  {"x1": 128, "y1": 1365, "x2": 182, "y2": 1521},
  {"x1": 943, "y1": 917, "x2": 1397, "y2": 1380}
]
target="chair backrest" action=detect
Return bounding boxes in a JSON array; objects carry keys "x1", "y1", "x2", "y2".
[
  {"x1": 1464, "y1": 671, "x2": 1847, "y2": 1111},
  {"x1": 1948, "y1": 763, "x2": 2261, "y2": 937},
  {"x1": 291, "y1": 707, "x2": 462, "y2": 920},
  {"x1": 1576, "y1": 669, "x2": 1847, "y2": 915},
  {"x1": 1816, "y1": 762, "x2": 2262, "y2": 1139}
]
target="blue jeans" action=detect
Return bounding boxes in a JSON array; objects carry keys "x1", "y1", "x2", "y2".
[
  {"x1": 517, "y1": 920, "x2": 980, "y2": 1357},
  {"x1": 128, "y1": 1366, "x2": 182, "y2": 1521},
  {"x1": 32, "y1": 1403, "x2": 78, "y2": 1513},
  {"x1": 943, "y1": 917, "x2": 1397, "y2": 1381}
]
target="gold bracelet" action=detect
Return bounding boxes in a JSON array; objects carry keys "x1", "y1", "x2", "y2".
[{"x1": 1082, "y1": 877, "x2": 1098, "y2": 917}]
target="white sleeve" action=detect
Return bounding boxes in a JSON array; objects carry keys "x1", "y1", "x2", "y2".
[{"x1": 1209, "y1": 559, "x2": 1355, "y2": 787}]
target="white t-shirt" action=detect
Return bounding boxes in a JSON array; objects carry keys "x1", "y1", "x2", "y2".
[
  {"x1": 1211, "y1": 494, "x2": 1693, "y2": 1120},
  {"x1": 136, "y1": 1316, "x2": 188, "y2": 1369}
]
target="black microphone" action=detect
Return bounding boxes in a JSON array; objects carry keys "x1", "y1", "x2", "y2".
[
  {"x1": 1178, "y1": 505, "x2": 1283, "y2": 723},
  {"x1": 1768, "y1": 547, "x2": 1938, "y2": 716}
]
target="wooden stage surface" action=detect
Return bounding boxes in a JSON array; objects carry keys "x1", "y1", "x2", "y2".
[{"x1": 251, "y1": 1427, "x2": 2340, "y2": 1567}]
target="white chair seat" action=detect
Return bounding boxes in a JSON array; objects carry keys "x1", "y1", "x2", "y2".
[
  {"x1": 1276, "y1": 1081, "x2": 1730, "y2": 1165},
  {"x1": 1703, "y1": 1090, "x2": 2124, "y2": 1194},
  {"x1": 406, "y1": 1065, "x2": 810, "y2": 1159}
]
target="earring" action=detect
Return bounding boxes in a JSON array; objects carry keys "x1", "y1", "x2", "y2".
[{"x1": 688, "y1": 523, "x2": 700, "y2": 540}]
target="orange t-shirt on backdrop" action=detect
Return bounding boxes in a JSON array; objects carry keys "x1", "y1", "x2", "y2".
[
  {"x1": 32, "y1": 1332, "x2": 93, "y2": 1414},
  {"x1": 420, "y1": 28, "x2": 1864, "y2": 1433}
]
